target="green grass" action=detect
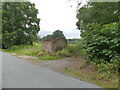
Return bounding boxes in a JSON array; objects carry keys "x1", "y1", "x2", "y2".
[
  {"x1": 2, "y1": 42, "x2": 40, "y2": 56},
  {"x1": 1, "y1": 42, "x2": 85, "y2": 61},
  {"x1": 2, "y1": 44, "x2": 40, "y2": 56},
  {"x1": 40, "y1": 56, "x2": 62, "y2": 60},
  {"x1": 3, "y1": 42, "x2": 83, "y2": 59},
  {"x1": 2, "y1": 42, "x2": 62, "y2": 60},
  {"x1": 3, "y1": 46, "x2": 39, "y2": 55}
]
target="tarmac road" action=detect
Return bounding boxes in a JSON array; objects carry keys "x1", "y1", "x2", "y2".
[
  {"x1": 2, "y1": 51, "x2": 102, "y2": 88},
  {"x1": 0, "y1": 51, "x2": 2, "y2": 89}
]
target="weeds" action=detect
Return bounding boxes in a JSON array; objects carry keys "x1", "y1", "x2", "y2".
[
  {"x1": 2, "y1": 42, "x2": 83, "y2": 60},
  {"x1": 65, "y1": 61, "x2": 119, "y2": 88}
]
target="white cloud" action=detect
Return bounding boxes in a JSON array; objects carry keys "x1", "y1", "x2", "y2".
[{"x1": 30, "y1": 0, "x2": 80, "y2": 39}]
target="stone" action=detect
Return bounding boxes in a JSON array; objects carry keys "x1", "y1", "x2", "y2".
[{"x1": 41, "y1": 37, "x2": 67, "y2": 53}]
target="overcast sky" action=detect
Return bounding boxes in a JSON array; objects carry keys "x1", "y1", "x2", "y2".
[{"x1": 30, "y1": 0, "x2": 83, "y2": 39}]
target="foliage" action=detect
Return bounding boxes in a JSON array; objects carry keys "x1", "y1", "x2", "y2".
[
  {"x1": 92, "y1": 60, "x2": 119, "y2": 74},
  {"x1": 65, "y1": 64, "x2": 118, "y2": 88},
  {"x1": 81, "y1": 22, "x2": 120, "y2": 63},
  {"x1": 52, "y1": 30, "x2": 65, "y2": 39},
  {"x1": 42, "y1": 30, "x2": 65, "y2": 40},
  {"x1": 50, "y1": 44, "x2": 82, "y2": 57},
  {"x1": 3, "y1": 42, "x2": 82, "y2": 60},
  {"x1": 2, "y1": 2, "x2": 40, "y2": 48},
  {"x1": 3, "y1": 42, "x2": 41, "y2": 55},
  {"x1": 42, "y1": 35, "x2": 53, "y2": 41},
  {"x1": 76, "y1": 2, "x2": 118, "y2": 30},
  {"x1": 34, "y1": 44, "x2": 81, "y2": 58},
  {"x1": 76, "y1": 2, "x2": 119, "y2": 75}
]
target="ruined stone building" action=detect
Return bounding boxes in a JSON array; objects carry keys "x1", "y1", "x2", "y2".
[{"x1": 41, "y1": 37, "x2": 67, "y2": 53}]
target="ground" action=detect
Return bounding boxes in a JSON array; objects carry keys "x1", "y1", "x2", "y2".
[
  {"x1": 10, "y1": 53, "x2": 119, "y2": 88},
  {"x1": 2, "y1": 51, "x2": 101, "y2": 88},
  {"x1": 11, "y1": 53, "x2": 83, "y2": 73}
]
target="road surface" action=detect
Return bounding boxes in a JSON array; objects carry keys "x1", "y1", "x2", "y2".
[
  {"x1": 2, "y1": 51, "x2": 102, "y2": 88},
  {"x1": 0, "y1": 51, "x2": 2, "y2": 89}
]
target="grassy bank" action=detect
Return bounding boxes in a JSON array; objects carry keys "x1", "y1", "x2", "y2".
[
  {"x1": 2, "y1": 42, "x2": 82, "y2": 60},
  {"x1": 2, "y1": 42, "x2": 60, "y2": 60},
  {"x1": 64, "y1": 58, "x2": 119, "y2": 89},
  {"x1": 65, "y1": 63, "x2": 119, "y2": 89},
  {"x1": 2, "y1": 42, "x2": 41, "y2": 55}
]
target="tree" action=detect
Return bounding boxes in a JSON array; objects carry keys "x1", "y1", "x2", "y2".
[
  {"x1": 42, "y1": 30, "x2": 65, "y2": 41},
  {"x1": 76, "y1": 1, "x2": 119, "y2": 62},
  {"x1": 81, "y1": 22, "x2": 120, "y2": 62},
  {"x1": 76, "y1": 2, "x2": 118, "y2": 30},
  {"x1": 52, "y1": 30, "x2": 65, "y2": 39},
  {"x1": 42, "y1": 35, "x2": 53, "y2": 41},
  {"x1": 2, "y1": 2, "x2": 40, "y2": 48}
]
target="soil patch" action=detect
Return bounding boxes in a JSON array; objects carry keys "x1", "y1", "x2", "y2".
[
  {"x1": 17, "y1": 55, "x2": 38, "y2": 60},
  {"x1": 11, "y1": 53, "x2": 38, "y2": 60},
  {"x1": 30, "y1": 57, "x2": 84, "y2": 74}
]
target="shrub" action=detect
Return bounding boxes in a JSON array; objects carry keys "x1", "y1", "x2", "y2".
[
  {"x1": 66, "y1": 44, "x2": 81, "y2": 56},
  {"x1": 81, "y1": 22, "x2": 120, "y2": 62},
  {"x1": 57, "y1": 49, "x2": 71, "y2": 57},
  {"x1": 40, "y1": 44, "x2": 82, "y2": 58},
  {"x1": 37, "y1": 51, "x2": 44, "y2": 56},
  {"x1": 91, "y1": 59, "x2": 119, "y2": 74}
]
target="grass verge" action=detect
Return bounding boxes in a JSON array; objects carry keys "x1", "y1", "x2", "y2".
[
  {"x1": 40, "y1": 56, "x2": 62, "y2": 60},
  {"x1": 64, "y1": 61, "x2": 119, "y2": 89},
  {"x1": 2, "y1": 43, "x2": 82, "y2": 60}
]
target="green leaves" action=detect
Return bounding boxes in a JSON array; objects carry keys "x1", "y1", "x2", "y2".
[
  {"x1": 42, "y1": 30, "x2": 65, "y2": 40},
  {"x1": 81, "y1": 22, "x2": 120, "y2": 62},
  {"x1": 76, "y1": 2, "x2": 119, "y2": 74},
  {"x1": 2, "y1": 2, "x2": 40, "y2": 48},
  {"x1": 76, "y1": 2, "x2": 118, "y2": 30}
]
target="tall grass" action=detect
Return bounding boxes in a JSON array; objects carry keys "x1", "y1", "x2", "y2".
[
  {"x1": 3, "y1": 42, "x2": 41, "y2": 56},
  {"x1": 52, "y1": 44, "x2": 82, "y2": 57}
]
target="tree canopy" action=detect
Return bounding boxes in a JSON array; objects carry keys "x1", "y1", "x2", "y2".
[
  {"x1": 42, "y1": 30, "x2": 65, "y2": 41},
  {"x1": 52, "y1": 30, "x2": 65, "y2": 39},
  {"x1": 2, "y1": 2, "x2": 40, "y2": 48},
  {"x1": 76, "y1": 2, "x2": 119, "y2": 62},
  {"x1": 76, "y1": 2, "x2": 118, "y2": 30}
]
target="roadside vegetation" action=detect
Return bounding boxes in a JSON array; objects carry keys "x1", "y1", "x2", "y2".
[
  {"x1": 1, "y1": 1, "x2": 119, "y2": 89},
  {"x1": 2, "y1": 42, "x2": 81, "y2": 60},
  {"x1": 2, "y1": 40, "x2": 119, "y2": 88},
  {"x1": 1, "y1": 2, "x2": 40, "y2": 49},
  {"x1": 73, "y1": 1, "x2": 119, "y2": 89}
]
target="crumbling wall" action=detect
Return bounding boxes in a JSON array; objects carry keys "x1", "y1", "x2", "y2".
[
  {"x1": 41, "y1": 37, "x2": 67, "y2": 52},
  {"x1": 41, "y1": 41, "x2": 53, "y2": 52},
  {"x1": 52, "y1": 38, "x2": 67, "y2": 51}
]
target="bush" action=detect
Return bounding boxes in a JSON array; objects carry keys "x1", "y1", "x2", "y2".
[
  {"x1": 91, "y1": 59, "x2": 119, "y2": 74},
  {"x1": 55, "y1": 49, "x2": 71, "y2": 57},
  {"x1": 38, "y1": 44, "x2": 82, "y2": 58},
  {"x1": 81, "y1": 22, "x2": 120, "y2": 62},
  {"x1": 66, "y1": 44, "x2": 81, "y2": 56},
  {"x1": 37, "y1": 51, "x2": 44, "y2": 56}
]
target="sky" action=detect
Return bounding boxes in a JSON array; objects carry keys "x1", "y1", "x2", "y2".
[{"x1": 30, "y1": 0, "x2": 82, "y2": 39}]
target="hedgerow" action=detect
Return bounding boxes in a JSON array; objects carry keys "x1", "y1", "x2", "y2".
[{"x1": 80, "y1": 22, "x2": 120, "y2": 72}]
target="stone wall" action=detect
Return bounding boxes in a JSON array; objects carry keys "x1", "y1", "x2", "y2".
[
  {"x1": 41, "y1": 37, "x2": 67, "y2": 53},
  {"x1": 52, "y1": 38, "x2": 67, "y2": 51},
  {"x1": 41, "y1": 41, "x2": 53, "y2": 52}
]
